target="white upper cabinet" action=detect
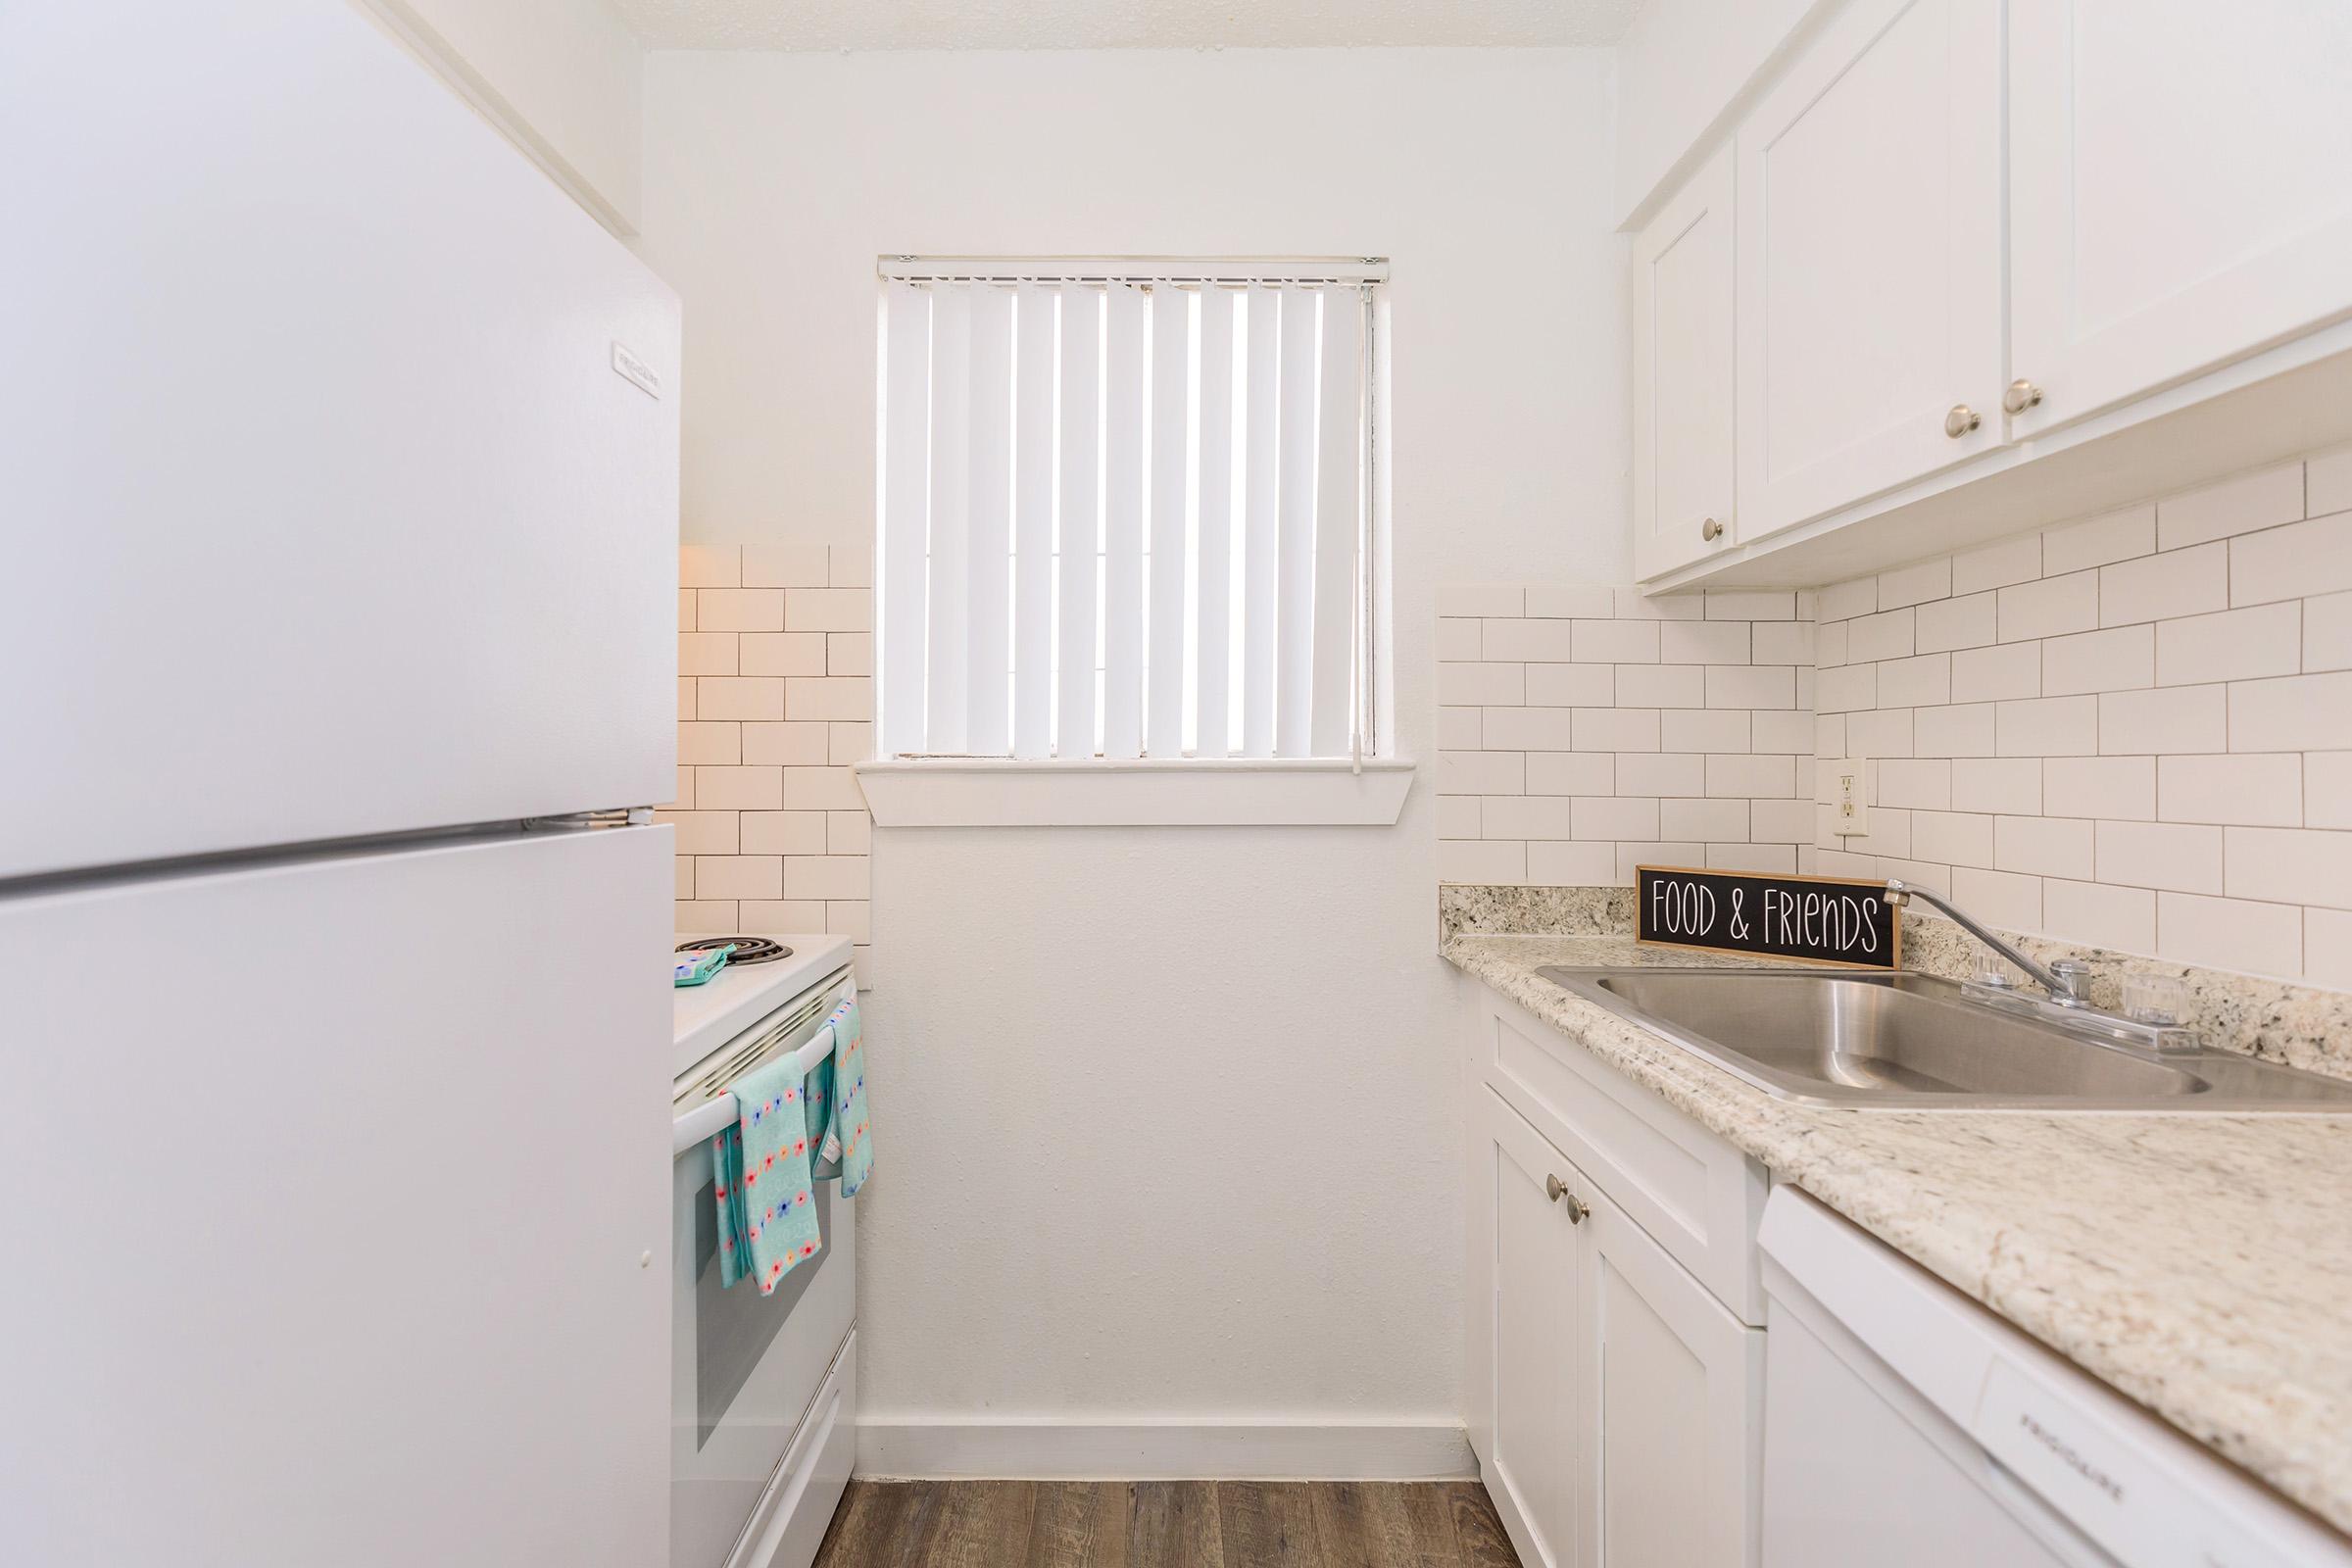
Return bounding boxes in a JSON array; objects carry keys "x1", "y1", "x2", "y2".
[
  {"x1": 1633, "y1": 145, "x2": 1739, "y2": 579},
  {"x1": 2007, "y1": 0, "x2": 2352, "y2": 437},
  {"x1": 1734, "y1": 0, "x2": 2003, "y2": 542}
]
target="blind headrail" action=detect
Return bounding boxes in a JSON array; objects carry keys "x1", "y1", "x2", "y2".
[{"x1": 880, "y1": 255, "x2": 1390, "y2": 286}]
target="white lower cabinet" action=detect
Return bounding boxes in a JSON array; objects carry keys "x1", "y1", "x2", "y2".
[{"x1": 1466, "y1": 982, "x2": 1767, "y2": 1568}]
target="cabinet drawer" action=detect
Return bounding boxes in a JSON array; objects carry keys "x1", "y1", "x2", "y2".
[{"x1": 1477, "y1": 983, "x2": 1766, "y2": 1325}]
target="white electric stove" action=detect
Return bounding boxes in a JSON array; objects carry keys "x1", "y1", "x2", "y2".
[{"x1": 670, "y1": 934, "x2": 858, "y2": 1568}]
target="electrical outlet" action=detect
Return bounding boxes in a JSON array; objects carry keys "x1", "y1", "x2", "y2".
[{"x1": 1828, "y1": 757, "x2": 1868, "y2": 837}]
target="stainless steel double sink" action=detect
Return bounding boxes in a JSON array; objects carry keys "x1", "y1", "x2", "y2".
[{"x1": 1538, "y1": 966, "x2": 2352, "y2": 1111}]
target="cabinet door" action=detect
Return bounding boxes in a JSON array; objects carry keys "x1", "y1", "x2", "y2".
[
  {"x1": 1474, "y1": 1089, "x2": 1588, "y2": 1568},
  {"x1": 1577, "y1": 1179, "x2": 1763, "y2": 1568},
  {"x1": 1736, "y1": 0, "x2": 2003, "y2": 541},
  {"x1": 2008, "y1": 1, "x2": 2352, "y2": 437},
  {"x1": 1634, "y1": 145, "x2": 1738, "y2": 579}
]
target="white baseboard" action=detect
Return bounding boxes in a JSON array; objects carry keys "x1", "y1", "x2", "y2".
[{"x1": 856, "y1": 1418, "x2": 1476, "y2": 1481}]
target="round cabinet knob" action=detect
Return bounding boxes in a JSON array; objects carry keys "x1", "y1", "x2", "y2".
[
  {"x1": 2003, "y1": 378, "x2": 2044, "y2": 415},
  {"x1": 1544, "y1": 1175, "x2": 1590, "y2": 1223},
  {"x1": 1700, "y1": 516, "x2": 1725, "y2": 543},
  {"x1": 1544, "y1": 1173, "x2": 1567, "y2": 1202},
  {"x1": 1944, "y1": 404, "x2": 1983, "y2": 439}
]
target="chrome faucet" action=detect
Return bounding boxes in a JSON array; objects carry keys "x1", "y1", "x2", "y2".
[{"x1": 1882, "y1": 879, "x2": 2092, "y2": 1006}]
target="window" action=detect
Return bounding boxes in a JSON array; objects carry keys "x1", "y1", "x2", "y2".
[{"x1": 860, "y1": 258, "x2": 1407, "y2": 826}]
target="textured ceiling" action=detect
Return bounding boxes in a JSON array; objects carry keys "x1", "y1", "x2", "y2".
[{"x1": 611, "y1": 0, "x2": 1642, "y2": 51}]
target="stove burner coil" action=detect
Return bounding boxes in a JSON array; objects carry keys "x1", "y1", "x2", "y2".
[{"x1": 675, "y1": 936, "x2": 791, "y2": 966}]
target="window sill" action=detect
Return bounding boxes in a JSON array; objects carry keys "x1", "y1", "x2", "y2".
[{"x1": 855, "y1": 757, "x2": 1416, "y2": 828}]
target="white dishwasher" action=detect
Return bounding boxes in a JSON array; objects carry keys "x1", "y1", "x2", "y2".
[{"x1": 1758, "y1": 1188, "x2": 2350, "y2": 1568}]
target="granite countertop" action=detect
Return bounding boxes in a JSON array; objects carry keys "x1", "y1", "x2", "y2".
[{"x1": 1444, "y1": 930, "x2": 2352, "y2": 1538}]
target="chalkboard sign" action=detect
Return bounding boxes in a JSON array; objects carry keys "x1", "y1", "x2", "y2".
[{"x1": 1636, "y1": 864, "x2": 1900, "y2": 969}]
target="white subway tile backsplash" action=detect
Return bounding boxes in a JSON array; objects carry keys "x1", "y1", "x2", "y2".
[
  {"x1": 2224, "y1": 827, "x2": 2352, "y2": 911},
  {"x1": 698, "y1": 676, "x2": 786, "y2": 721},
  {"x1": 1441, "y1": 839, "x2": 1527, "y2": 884},
  {"x1": 1616, "y1": 843, "x2": 1706, "y2": 881},
  {"x1": 1705, "y1": 664, "x2": 1796, "y2": 710},
  {"x1": 742, "y1": 720, "x2": 829, "y2": 766},
  {"x1": 1819, "y1": 574, "x2": 1877, "y2": 624},
  {"x1": 2155, "y1": 602, "x2": 2300, "y2": 687},
  {"x1": 1611, "y1": 586, "x2": 1703, "y2": 619},
  {"x1": 2307, "y1": 907, "x2": 2352, "y2": 988},
  {"x1": 2096, "y1": 819, "x2": 2224, "y2": 894},
  {"x1": 1997, "y1": 696, "x2": 2100, "y2": 758},
  {"x1": 740, "y1": 632, "x2": 830, "y2": 678},
  {"x1": 1949, "y1": 641, "x2": 2040, "y2": 704},
  {"x1": 1995, "y1": 814, "x2": 2095, "y2": 880},
  {"x1": 2230, "y1": 511, "x2": 2352, "y2": 608},
  {"x1": 2042, "y1": 504, "x2": 2155, "y2": 575},
  {"x1": 1915, "y1": 592, "x2": 1997, "y2": 655},
  {"x1": 1750, "y1": 620, "x2": 1815, "y2": 665},
  {"x1": 1815, "y1": 619, "x2": 1849, "y2": 668},
  {"x1": 2042, "y1": 878, "x2": 2156, "y2": 953},
  {"x1": 2043, "y1": 756, "x2": 2155, "y2": 821},
  {"x1": 1914, "y1": 703, "x2": 1997, "y2": 758},
  {"x1": 1574, "y1": 796, "x2": 1662, "y2": 840},
  {"x1": 2155, "y1": 461, "x2": 2304, "y2": 552},
  {"x1": 1846, "y1": 608, "x2": 1915, "y2": 663},
  {"x1": 1527, "y1": 841, "x2": 1616, "y2": 883},
  {"x1": 2309, "y1": 446, "x2": 2352, "y2": 516},
  {"x1": 1846, "y1": 708, "x2": 1915, "y2": 760},
  {"x1": 1525, "y1": 662, "x2": 1615, "y2": 707},
  {"x1": 1707, "y1": 843, "x2": 1797, "y2": 873},
  {"x1": 1439, "y1": 662, "x2": 1525, "y2": 706},
  {"x1": 1438, "y1": 706, "x2": 1483, "y2": 750},
  {"x1": 2306, "y1": 590, "x2": 2352, "y2": 672},
  {"x1": 1482, "y1": 707, "x2": 1576, "y2": 751},
  {"x1": 1998, "y1": 570, "x2": 2100, "y2": 643},
  {"x1": 1952, "y1": 758, "x2": 2042, "y2": 816},
  {"x1": 2310, "y1": 753, "x2": 2352, "y2": 830},
  {"x1": 1617, "y1": 663, "x2": 1707, "y2": 708},
  {"x1": 1951, "y1": 866, "x2": 2043, "y2": 930},
  {"x1": 2100, "y1": 684, "x2": 2227, "y2": 756},
  {"x1": 1751, "y1": 798, "x2": 1816, "y2": 844},
  {"x1": 1661, "y1": 709, "x2": 1751, "y2": 753},
  {"x1": 2158, "y1": 754, "x2": 2301, "y2": 827},
  {"x1": 1877, "y1": 559, "x2": 1953, "y2": 611},
  {"x1": 1483, "y1": 617, "x2": 1579, "y2": 662},
  {"x1": 1816, "y1": 662, "x2": 1879, "y2": 713},
  {"x1": 1875, "y1": 758, "x2": 1952, "y2": 810},
  {"x1": 1574, "y1": 708, "x2": 1661, "y2": 753},
  {"x1": 1436, "y1": 618, "x2": 1482, "y2": 661},
  {"x1": 1911, "y1": 809, "x2": 1994, "y2": 868},
  {"x1": 1660, "y1": 620, "x2": 1752, "y2": 664},
  {"x1": 1877, "y1": 653, "x2": 1952, "y2": 709},
  {"x1": 1481, "y1": 795, "x2": 1577, "y2": 840},
  {"x1": 699, "y1": 588, "x2": 787, "y2": 632},
  {"x1": 1662, "y1": 797, "x2": 1748, "y2": 841},
  {"x1": 1574, "y1": 619, "x2": 1661, "y2": 663},
  {"x1": 2099, "y1": 542, "x2": 2228, "y2": 627},
  {"x1": 1439, "y1": 751, "x2": 1525, "y2": 795},
  {"x1": 2040, "y1": 624, "x2": 2154, "y2": 696},
  {"x1": 2158, "y1": 892, "x2": 2301, "y2": 978},
  {"x1": 1706, "y1": 753, "x2": 1795, "y2": 798},
  {"x1": 2230, "y1": 671, "x2": 2352, "y2": 753},
  {"x1": 1616, "y1": 752, "x2": 1706, "y2": 797},
  {"x1": 1525, "y1": 752, "x2": 1616, "y2": 795},
  {"x1": 1953, "y1": 533, "x2": 2043, "y2": 596},
  {"x1": 1705, "y1": 590, "x2": 1795, "y2": 620},
  {"x1": 679, "y1": 544, "x2": 742, "y2": 589},
  {"x1": 824, "y1": 809, "x2": 872, "y2": 855},
  {"x1": 828, "y1": 543, "x2": 874, "y2": 590},
  {"x1": 1751, "y1": 710, "x2": 1814, "y2": 755}
]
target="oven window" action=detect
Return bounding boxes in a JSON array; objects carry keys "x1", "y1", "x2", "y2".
[{"x1": 692, "y1": 1177, "x2": 831, "y2": 1447}]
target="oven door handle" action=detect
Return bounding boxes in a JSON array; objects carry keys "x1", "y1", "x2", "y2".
[{"x1": 670, "y1": 992, "x2": 852, "y2": 1156}]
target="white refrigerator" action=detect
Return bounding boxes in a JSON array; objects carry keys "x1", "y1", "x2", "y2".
[{"x1": 0, "y1": 4, "x2": 682, "y2": 1564}]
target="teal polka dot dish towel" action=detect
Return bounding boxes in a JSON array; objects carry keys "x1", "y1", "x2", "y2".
[{"x1": 712, "y1": 989, "x2": 872, "y2": 1295}]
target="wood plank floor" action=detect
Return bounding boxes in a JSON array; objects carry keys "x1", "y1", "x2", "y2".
[{"x1": 810, "y1": 1481, "x2": 1521, "y2": 1568}]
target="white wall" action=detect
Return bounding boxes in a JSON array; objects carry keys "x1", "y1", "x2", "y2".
[
  {"x1": 362, "y1": 0, "x2": 644, "y2": 231},
  {"x1": 639, "y1": 47, "x2": 1626, "y2": 1448}
]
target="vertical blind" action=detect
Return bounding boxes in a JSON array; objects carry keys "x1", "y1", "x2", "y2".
[{"x1": 877, "y1": 265, "x2": 1379, "y2": 762}]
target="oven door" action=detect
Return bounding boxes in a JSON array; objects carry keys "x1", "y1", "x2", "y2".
[{"x1": 671, "y1": 984, "x2": 858, "y2": 1568}]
